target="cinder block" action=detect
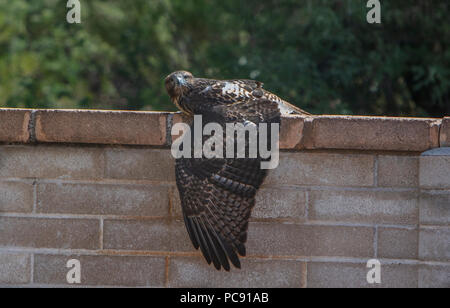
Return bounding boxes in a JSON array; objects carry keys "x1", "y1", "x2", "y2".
[
  {"x1": 34, "y1": 254, "x2": 166, "y2": 287},
  {"x1": 170, "y1": 112, "x2": 192, "y2": 145},
  {"x1": 419, "y1": 191, "x2": 450, "y2": 225},
  {"x1": 169, "y1": 256, "x2": 305, "y2": 288},
  {"x1": 253, "y1": 188, "x2": 307, "y2": 220},
  {"x1": 307, "y1": 262, "x2": 418, "y2": 288},
  {"x1": 419, "y1": 227, "x2": 450, "y2": 261},
  {"x1": 0, "y1": 253, "x2": 30, "y2": 285},
  {"x1": 246, "y1": 222, "x2": 374, "y2": 257},
  {"x1": 309, "y1": 190, "x2": 419, "y2": 225},
  {"x1": 279, "y1": 115, "x2": 307, "y2": 149},
  {"x1": 0, "y1": 145, "x2": 104, "y2": 180},
  {"x1": 0, "y1": 109, "x2": 31, "y2": 143},
  {"x1": 377, "y1": 156, "x2": 419, "y2": 187},
  {"x1": 420, "y1": 155, "x2": 450, "y2": 189},
  {"x1": 377, "y1": 227, "x2": 418, "y2": 259},
  {"x1": 169, "y1": 185, "x2": 182, "y2": 217},
  {"x1": 103, "y1": 218, "x2": 193, "y2": 252},
  {"x1": 310, "y1": 116, "x2": 440, "y2": 152},
  {"x1": 35, "y1": 109, "x2": 168, "y2": 146},
  {"x1": 171, "y1": 113, "x2": 310, "y2": 150},
  {"x1": 0, "y1": 217, "x2": 100, "y2": 250},
  {"x1": 265, "y1": 152, "x2": 375, "y2": 187},
  {"x1": 419, "y1": 265, "x2": 450, "y2": 288},
  {"x1": 440, "y1": 117, "x2": 450, "y2": 147},
  {"x1": 37, "y1": 183, "x2": 170, "y2": 216},
  {"x1": 105, "y1": 148, "x2": 175, "y2": 181},
  {"x1": 0, "y1": 181, "x2": 34, "y2": 213}
]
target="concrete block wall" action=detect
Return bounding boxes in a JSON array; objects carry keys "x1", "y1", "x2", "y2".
[{"x1": 0, "y1": 108, "x2": 448, "y2": 288}]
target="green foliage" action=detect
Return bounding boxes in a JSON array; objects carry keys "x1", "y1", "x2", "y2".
[{"x1": 0, "y1": 0, "x2": 448, "y2": 116}]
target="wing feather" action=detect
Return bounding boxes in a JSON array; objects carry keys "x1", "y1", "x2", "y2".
[
  {"x1": 175, "y1": 91, "x2": 281, "y2": 270},
  {"x1": 198, "y1": 217, "x2": 230, "y2": 271},
  {"x1": 185, "y1": 78, "x2": 310, "y2": 115}
]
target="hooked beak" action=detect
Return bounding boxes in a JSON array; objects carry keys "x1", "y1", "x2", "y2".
[{"x1": 175, "y1": 75, "x2": 186, "y2": 86}]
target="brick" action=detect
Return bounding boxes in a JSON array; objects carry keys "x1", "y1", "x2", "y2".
[
  {"x1": 377, "y1": 227, "x2": 418, "y2": 259},
  {"x1": 0, "y1": 145, "x2": 104, "y2": 180},
  {"x1": 0, "y1": 109, "x2": 31, "y2": 143},
  {"x1": 105, "y1": 148, "x2": 175, "y2": 181},
  {"x1": 419, "y1": 191, "x2": 450, "y2": 225},
  {"x1": 0, "y1": 217, "x2": 99, "y2": 250},
  {"x1": 265, "y1": 152, "x2": 374, "y2": 187},
  {"x1": 307, "y1": 262, "x2": 418, "y2": 288},
  {"x1": 35, "y1": 109, "x2": 167, "y2": 146},
  {"x1": 37, "y1": 183, "x2": 169, "y2": 216},
  {"x1": 170, "y1": 112, "x2": 192, "y2": 144},
  {"x1": 0, "y1": 253, "x2": 30, "y2": 285},
  {"x1": 103, "y1": 219, "x2": 192, "y2": 252},
  {"x1": 420, "y1": 156, "x2": 450, "y2": 189},
  {"x1": 279, "y1": 115, "x2": 307, "y2": 149},
  {"x1": 0, "y1": 181, "x2": 34, "y2": 213},
  {"x1": 309, "y1": 190, "x2": 419, "y2": 225},
  {"x1": 169, "y1": 256, "x2": 304, "y2": 288},
  {"x1": 310, "y1": 116, "x2": 440, "y2": 152},
  {"x1": 172, "y1": 114, "x2": 310, "y2": 150},
  {"x1": 440, "y1": 117, "x2": 450, "y2": 147},
  {"x1": 34, "y1": 254, "x2": 165, "y2": 287},
  {"x1": 246, "y1": 223, "x2": 374, "y2": 257},
  {"x1": 419, "y1": 227, "x2": 450, "y2": 261},
  {"x1": 169, "y1": 185, "x2": 183, "y2": 217},
  {"x1": 253, "y1": 188, "x2": 306, "y2": 220},
  {"x1": 418, "y1": 265, "x2": 450, "y2": 288},
  {"x1": 377, "y1": 156, "x2": 419, "y2": 187}
]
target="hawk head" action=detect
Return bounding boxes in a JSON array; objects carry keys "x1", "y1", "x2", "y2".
[{"x1": 165, "y1": 71, "x2": 194, "y2": 103}]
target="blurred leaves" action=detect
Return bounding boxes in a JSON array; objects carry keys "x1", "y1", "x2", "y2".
[{"x1": 0, "y1": 0, "x2": 448, "y2": 116}]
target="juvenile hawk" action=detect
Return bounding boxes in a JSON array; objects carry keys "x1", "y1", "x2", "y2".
[{"x1": 165, "y1": 71, "x2": 309, "y2": 271}]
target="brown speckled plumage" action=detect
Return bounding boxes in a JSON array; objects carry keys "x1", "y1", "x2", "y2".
[{"x1": 165, "y1": 71, "x2": 309, "y2": 271}]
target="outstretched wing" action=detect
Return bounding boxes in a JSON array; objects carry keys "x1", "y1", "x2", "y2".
[
  {"x1": 175, "y1": 96, "x2": 280, "y2": 270},
  {"x1": 176, "y1": 157, "x2": 266, "y2": 270}
]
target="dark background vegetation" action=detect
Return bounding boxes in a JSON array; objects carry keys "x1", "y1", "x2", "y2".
[{"x1": 0, "y1": 0, "x2": 448, "y2": 116}]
